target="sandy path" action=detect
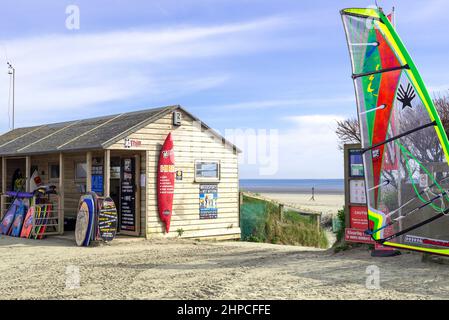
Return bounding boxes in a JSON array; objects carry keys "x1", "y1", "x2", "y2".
[{"x1": 0, "y1": 235, "x2": 448, "y2": 299}]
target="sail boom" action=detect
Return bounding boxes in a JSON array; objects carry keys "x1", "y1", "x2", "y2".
[
  {"x1": 340, "y1": 9, "x2": 382, "y2": 21},
  {"x1": 361, "y1": 121, "x2": 436, "y2": 154},
  {"x1": 352, "y1": 64, "x2": 409, "y2": 79},
  {"x1": 380, "y1": 211, "x2": 446, "y2": 243},
  {"x1": 369, "y1": 192, "x2": 447, "y2": 235}
]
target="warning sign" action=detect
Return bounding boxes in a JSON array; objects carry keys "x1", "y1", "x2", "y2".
[{"x1": 345, "y1": 228, "x2": 375, "y2": 244}]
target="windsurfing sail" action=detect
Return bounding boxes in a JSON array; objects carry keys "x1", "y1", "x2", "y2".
[{"x1": 341, "y1": 7, "x2": 449, "y2": 255}]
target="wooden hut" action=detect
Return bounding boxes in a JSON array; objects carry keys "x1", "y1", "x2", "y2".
[{"x1": 0, "y1": 105, "x2": 241, "y2": 239}]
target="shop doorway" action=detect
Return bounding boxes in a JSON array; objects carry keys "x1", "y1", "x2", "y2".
[{"x1": 109, "y1": 154, "x2": 140, "y2": 236}]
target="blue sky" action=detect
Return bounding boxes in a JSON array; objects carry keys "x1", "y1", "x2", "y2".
[{"x1": 1, "y1": 0, "x2": 449, "y2": 179}]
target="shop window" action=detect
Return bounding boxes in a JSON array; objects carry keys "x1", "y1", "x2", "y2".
[
  {"x1": 194, "y1": 160, "x2": 220, "y2": 182},
  {"x1": 75, "y1": 161, "x2": 87, "y2": 180},
  {"x1": 49, "y1": 163, "x2": 60, "y2": 180}
]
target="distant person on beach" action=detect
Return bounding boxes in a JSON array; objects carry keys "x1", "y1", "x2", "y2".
[{"x1": 309, "y1": 187, "x2": 315, "y2": 201}]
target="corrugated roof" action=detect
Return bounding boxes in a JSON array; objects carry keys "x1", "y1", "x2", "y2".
[
  {"x1": 0, "y1": 105, "x2": 241, "y2": 156},
  {"x1": 0, "y1": 106, "x2": 177, "y2": 156}
]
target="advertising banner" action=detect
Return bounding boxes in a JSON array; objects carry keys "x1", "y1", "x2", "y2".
[{"x1": 199, "y1": 184, "x2": 218, "y2": 219}]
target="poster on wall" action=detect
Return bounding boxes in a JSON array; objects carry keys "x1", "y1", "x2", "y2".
[
  {"x1": 349, "y1": 149, "x2": 364, "y2": 177},
  {"x1": 111, "y1": 166, "x2": 121, "y2": 179},
  {"x1": 91, "y1": 158, "x2": 104, "y2": 194},
  {"x1": 349, "y1": 179, "x2": 366, "y2": 204},
  {"x1": 120, "y1": 158, "x2": 136, "y2": 232},
  {"x1": 199, "y1": 184, "x2": 218, "y2": 219},
  {"x1": 91, "y1": 175, "x2": 104, "y2": 194}
]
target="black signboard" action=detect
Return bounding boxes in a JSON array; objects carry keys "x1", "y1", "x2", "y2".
[
  {"x1": 120, "y1": 158, "x2": 136, "y2": 232},
  {"x1": 98, "y1": 197, "x2": 118, "y2": 241}
]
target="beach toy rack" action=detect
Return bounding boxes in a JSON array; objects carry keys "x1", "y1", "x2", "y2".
[{"x1": 1, "y1": 186, "x2": 62, "y2": 238}]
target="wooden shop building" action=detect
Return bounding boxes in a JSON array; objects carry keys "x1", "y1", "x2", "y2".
[{"x1": 0, "y1": 105, "x2": 241, "y2": 239}]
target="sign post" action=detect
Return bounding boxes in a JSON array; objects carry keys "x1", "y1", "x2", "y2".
[
  {"x1": 344, "y1": 144, "x2": 373, "y2": 244},
  {"x1": 343, "y1": 144, "x2": 400, "y2": 256}
]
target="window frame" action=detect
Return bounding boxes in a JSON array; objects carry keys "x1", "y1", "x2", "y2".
[
  {"x1": 48, "y1": 162, "x2": 60, "y2": 182},
  {"x1": 74, "y1": 161, "x2": 87, "y2": 181},
  {"x1": 194, "y1": 160, "x2": 221, "y2": 183}
]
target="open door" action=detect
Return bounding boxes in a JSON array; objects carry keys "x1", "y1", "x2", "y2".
[{"x1": 118, "y1": 155, "x2": 140, "y2": 236}]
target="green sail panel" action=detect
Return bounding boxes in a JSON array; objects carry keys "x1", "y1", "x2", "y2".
[{"x1": 341, "y1": 7, "x2": 449, "y2": 255}]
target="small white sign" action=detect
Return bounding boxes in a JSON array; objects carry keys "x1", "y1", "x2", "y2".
[
  {"x1": 350, "y1": 179, "x2": 366, "y2": 204},
  {"x1": 419, "y1": 174, "x2": 428, "y2": 188},
  {"x1": 124, "y1": 138, "x2": 143, "y2": 149},
  {"x1": 140, "y1": 174, "x2": 146, "y2": 187}
]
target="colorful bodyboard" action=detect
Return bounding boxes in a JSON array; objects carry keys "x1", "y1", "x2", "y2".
[
  {"x1": 98, "y1": 197, "x2": 118, "y2": 242},
  {"x1": 1, "y1": 200, "x2": 20, "y2": 235},
  {"x1": 33, "y1": 204, "x2": 45, "y2": 239},
  {"x1": 75, "y1": 201, "x2": 90, "y2": 246},
  {"x1": 88, "y1": 192, "x2": 100, "y2": 242},
  {"x1": 20, "y1": 207, "x2": 35, "y2": 238},
  {"x1": 37, "y1": 204, "x2": 52, "y2": 239},
  {"x1": 10, "y1": 203, "x2": 27, "y2": 237},
  {"x1": 75, "y1": 195, "x2": 95, "y2": 246},
  {"x1": 83, "y1": 196, "x2": 95, "y2": 246}
]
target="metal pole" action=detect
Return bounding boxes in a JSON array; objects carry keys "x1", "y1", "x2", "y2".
[
  {"x1": 7, "y1": 62, "x2": 15, "y2": 130},
  {"x1": 12, "y1": 67, "x2": 14, "y2": 130}
]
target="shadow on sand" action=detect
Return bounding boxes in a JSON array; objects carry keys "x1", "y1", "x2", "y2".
[{"x1": 0, "y1": 231, "x2": 77, "y2": 248}]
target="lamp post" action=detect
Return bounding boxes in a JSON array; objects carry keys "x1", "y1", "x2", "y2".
[{"x1": 7, "y1": 62, "x2": 15, "y2": 130}]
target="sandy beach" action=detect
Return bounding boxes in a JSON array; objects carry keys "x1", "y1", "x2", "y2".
[
  {"x1": 1, "y1": 235, "x2": 448, "y2": 300},
  {"x1": 240, "y1": 179, "x2": 345, "y2": 217},
  {"x1": 259, "y1": 192, "x2": 344, "y2": 217}
]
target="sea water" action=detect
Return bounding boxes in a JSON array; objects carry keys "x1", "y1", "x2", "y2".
[{"x1": 239, "y1": 179, "x2": 344, "y2": 194}]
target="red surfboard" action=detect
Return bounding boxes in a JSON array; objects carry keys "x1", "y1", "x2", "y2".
[{"x1": 157, "y1": 132, "x2": 175, "y2": 233}]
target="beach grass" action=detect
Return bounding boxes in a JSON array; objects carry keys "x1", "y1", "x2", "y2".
[{"x1": 241, "y1": 195, "x2": 328, "y2": 248}]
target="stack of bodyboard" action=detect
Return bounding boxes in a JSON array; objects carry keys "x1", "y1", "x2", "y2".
[
  {"x1": 75, "y1": 192, "x2": 117, "y2": 247},
  {"x1": 0, "y1": 186, "x2": 56, "y2": 239}
]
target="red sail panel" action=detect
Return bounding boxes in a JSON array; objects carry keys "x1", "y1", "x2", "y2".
[
  {"x1": 387, "y1": 13, "x2": 393, "y2": 24},
  {"x1": 371, "y1": 29, "x2": 401, "y2": 204}
]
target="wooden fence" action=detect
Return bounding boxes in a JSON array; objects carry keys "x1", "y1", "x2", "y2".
[{"x1": 240, "y1": 191, "x2": 322, "y2": 231}]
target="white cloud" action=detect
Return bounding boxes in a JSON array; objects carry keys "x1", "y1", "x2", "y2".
[
  {"x1": 209, "y1": 96, "x2": 355, "y2": 110},
  {"x1": 428, "y1": 84, "x2": 449, "y2": 96},
  {"x1": 398, "y1": 0, "x2": 449, "y2": 23},
  {"x1": 279, "y1": 114, "x2": 345, "y2": 178},
  {"x1": 0, "y1": 15, "x2": 304, "y2": 131},
  {"x1": 239, "y1": 114, "x2": 345, "y2": 179}
]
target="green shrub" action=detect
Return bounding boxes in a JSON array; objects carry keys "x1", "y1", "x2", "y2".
[
  {"x1": 176, "y1": 228, "x2": 184, "y2": 237},
  {"x1": 335, "y1": 206, "x2": 346, "y2": 243}
]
